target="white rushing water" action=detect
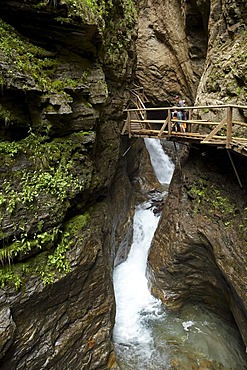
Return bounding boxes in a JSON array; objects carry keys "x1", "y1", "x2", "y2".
[
  {"x1": 113, "y1": 202, "x2": 160, "y2": 345},
  {"x1": 113, "y1": 139, "x2": 174, "y2": 368},
  {"x1": 113, "y1": 139, "x2": 247, "y2": 369},
  {"x1": 144, "y1": 138, "x2": 174, "y2": 185}
]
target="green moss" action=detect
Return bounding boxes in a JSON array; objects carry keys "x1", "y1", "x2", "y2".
[
  {"x1": 0, "y1": 228, "x2": 59, "y2": 267},
  {"x1": 0, "y1": 19, "x2": 89, "y2": 94},
  {"x1": 37, "y1": 213, "x2": 90, "y2": 285},
  {"x1": 188, "y1": 179, "x2": 237, "y2": 224},
  {"x1": 102, "y1": 0, "x2": 136, "y2": 67},
  {"x1": 0, "y1": 104, "x2": 12, "y2": 123},
  {"x1": 206, "y1": 30, "x2": 247, "y2": 98},
  {"x1": 0, "y1": 211, "x2": 90, "y2": 288},
  {"x1": 0, "y1": 267, "x2": 22, "y2": 290},
  {"x1": 0, "y1": 72, "x2": 4, "y2": 86},
  {"x1": 239, "y1": 207, "x2": 247, "y2": 242},
  {"x1": 0, "y1": 132, "x2": 91, "y2": 216},
  {"x1": 64, "y1": 213, "x2": 90, "y2": 235}
]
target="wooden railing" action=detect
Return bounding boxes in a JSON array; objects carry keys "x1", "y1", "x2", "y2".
[{"x1": 122, "y1": 104, "x2": 247, "y2": 154}]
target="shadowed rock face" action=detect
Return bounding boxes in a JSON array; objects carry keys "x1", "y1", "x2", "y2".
[
  {"x1": 148, "y1": 144, "x2": 247, "y2": 348},
  {"x1": 135, "y1": 0, "x2": 209, "y2": 106},
  {"x1": 0, "y1": 0, "x2": 137, "y2": 368},
  {"x1": 196, "y1": 0, "x2": 247, "y2": 105},
  {"x1": 135, "y1": 0, "x2": 247, "y2": 351},
  {"x1": 0, "y1": 0, "x2": 246, "y2": 368}
]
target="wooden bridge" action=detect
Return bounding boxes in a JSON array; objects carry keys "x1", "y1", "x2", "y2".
[{"x1": 121, "y1": 93, "x2": 247, "y2": 157}]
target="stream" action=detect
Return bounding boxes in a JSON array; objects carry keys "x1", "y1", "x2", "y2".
[{"x1": 113, "y1": 138, "x2": 247, "y2": 369}]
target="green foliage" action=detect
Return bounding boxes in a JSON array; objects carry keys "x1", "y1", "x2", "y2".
[
  {"x1": 0, "y1": 19, "x2": 88, "y2": 94},
  {"x1": 0, "y1": 104, "x2": 12, "y2": 124},
  {"x1": 188, "y1": 179, "x2": 237, "y2": 224},
  {"x1": 0, "y1": 140, "x2": 21, "y2": 158},
  {"x1": 0, "y1": 268, "x2": 22, "y2": 290},
  {"x1": 102, "y1": 0, "x2": 136, "y2": 65},
  {"x1": 0, "y1": 133, "x2": 87, "y2": 214},
  {"x1": 39, "y1": 213, "x2": 90, "y2": 285},
  {"x1": 64, "y1": 213, "x2": 90, "y2": 234},
  {"x1": 206, "y1": 29, "x2": 247, "y2": 98},
  {"x1": 0, "y1": 211, "x2": 90, "y2": 288},
  {"x1": 0, "y1": 228, "x2": 59, "y2": 266},
  {"x1": 0, "y1": 72, "x2": 4, "y2": 86}
]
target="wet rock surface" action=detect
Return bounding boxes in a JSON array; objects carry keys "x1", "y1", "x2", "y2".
[
  {"x1": 135, "y1": 0, "x2": 208, "y2": 106},
  {"x1": 0, "y1": 0, "x2": 246, "y2": 368},
  {"x1": 196, "y1": 0, "x2": 247, "y2": 106},
  {"x1": 148, "y1": 145, "x2": 247, "y2": 351},
  {"x1": 0, "y1": 0, "x2": 136, "y2": 368}
]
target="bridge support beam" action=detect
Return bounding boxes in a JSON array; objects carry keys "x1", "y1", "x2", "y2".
[
  {"x1": 227, "y1": 150, "x2": 243, "y2": 188},
  {"x1": 226, "y1": 107, "x2": 233, "y2": 149}
]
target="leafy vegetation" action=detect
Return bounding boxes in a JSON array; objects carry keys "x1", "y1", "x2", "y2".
[
  {"x1": 0, "y1": 19, "x2": 88, "y2": 93},
  {"x1": 0, "y1": 133, "x2": 88, "y2": 216},
  {"x1": 0, "y1": 0, "x2": 137, "y2": 291},
  {"x1": 187, "y1": 179, "x2": 237, "y2": 225},
  {"x1": 206, "y1": 29, "x2": 247, "y2": 99},
  {"x1": 0, "y1": 212, "x2": 90, "y2": 289}
]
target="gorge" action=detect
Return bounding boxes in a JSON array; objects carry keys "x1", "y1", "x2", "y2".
[{"x1": 0, "y1": 0, "x2": 246, "y2": 369}]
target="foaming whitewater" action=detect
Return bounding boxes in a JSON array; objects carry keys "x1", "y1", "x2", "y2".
[
  {"x1": 144, "y1": 138, "x2": 174, "y2": 184},
  {"x1": 113, "y1": 139, "x2": 174, "y2": 368},
  {"x1": 113, "y1": 202, "x2": 160, "y2": 347},
  {"x1": 113, "y1": 139, "x2": 247, "y2": 369}
]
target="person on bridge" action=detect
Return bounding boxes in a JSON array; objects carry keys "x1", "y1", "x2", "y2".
[
  {"x1": 183, "y1": 99, "x2": 189, "y2": 121},
  {"x1": 175, "y1": 95, "x2": 184, "y2": 108},
  {"x1": 175, "y1": 96, "x2": 187, "y2": 132},
  {"x1": 172, "y1": 112, "x2": 184, "y2": 133},
  {"x1": 172, "y1": 111, "x2": 178, "y2": 132}
]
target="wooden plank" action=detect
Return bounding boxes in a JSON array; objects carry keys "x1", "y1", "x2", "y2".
[
  {"x1": 121, "y1": 112, "x2": 130, "y2": 135},
  {"x1": 201, "y1": 141, "x2": 227, "y2": 145},
  {"x1": 127, "y1": 111, "x2": 132, "y2": 138},
  {"x1": 233, "y1": 121, "x2": 247, "y2": 127},
  {"x1": 131, "y1": 119, "x2": 231, "y2": 125},
  {"x1": 158, "y1": 117, "x2": 168, "y2": 137},
  {"x1": 201, "y1": 117, "x2": 227, "y2": 143},
  {"x1": 168, "y1": 109, "x2": 172, "y2": 136},
  {"x1": 131, "y1": 119, "x2": 209, "y2": 124}
]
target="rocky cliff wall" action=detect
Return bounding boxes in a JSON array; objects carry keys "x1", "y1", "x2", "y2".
[
  {"x1": 0, "y1": 1, "x2": 138, "y2": 368},
  {"x1": 143, "y1": 0, "x2": 247, "y2": 351},
  {"x1": 135, "y1": 0, "x2": 246, "y2": 108},
  {"x1": 196, "y1": 0, "x2": 247, "y2": 106},
  {"x1": 148, "y1": 145, "x2": 247, "y2": 348},
  {"x1": 135, "y1": 0, "x2": 209, "y2": 105},
  {"x1": 121, "y1": 0, "x2": 247, "y2": 354}
]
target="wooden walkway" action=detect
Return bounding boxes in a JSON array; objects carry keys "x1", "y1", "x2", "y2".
[{"x1": 122, "y1": 103, "x2": 247, "y2": 157}]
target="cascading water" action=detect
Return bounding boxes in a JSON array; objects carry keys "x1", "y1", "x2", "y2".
[{"x1": 113, "y1": 138, "x2": 247, "y2": 369}]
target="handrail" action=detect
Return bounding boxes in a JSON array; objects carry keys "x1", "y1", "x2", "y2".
[
  {"x1": 125, "y1": 104, "x2": 247, "y2": 111},
  {"x1": 122, "y1": 103, "x2": 247, "y2": 158}
]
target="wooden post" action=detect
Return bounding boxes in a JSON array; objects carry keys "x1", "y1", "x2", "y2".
[
  {"x1": 121, "y1": 112, "x2": 129, "y2": 135},
  {"x1": 188, "y1": 109, "x2": 192, "y2": 132},
  {"x1": 226, "y1": 106, "x2": 233, "y2": 148},
  {"x1": 128, "y1": 111, "x2": 131, "y2": 138},
  {"x1": 168, "y1": 109, "x2": 171, "y2": 136}
]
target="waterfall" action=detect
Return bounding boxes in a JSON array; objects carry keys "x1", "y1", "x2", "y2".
[
  {"x1": 143, "y1": 138, "x2": 174, "y2": 185},
  {"x1": 113, "y1": 139, "x2": 247, "y2": 370},
  {"x1": 113, "y1": 139, "x2": 174, "y2": 368}
]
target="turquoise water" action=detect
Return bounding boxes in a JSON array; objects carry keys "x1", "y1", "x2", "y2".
[{"x1": 114, "y1": 301, "x2": 247, "y2": 369}]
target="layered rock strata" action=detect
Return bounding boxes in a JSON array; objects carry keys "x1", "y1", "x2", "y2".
[
  {"x1": 148, "y1": 144, "x2": 247, "y2": 349},
  {"x1": 0, "y1": 0, "x2": 137, "y2": 368},
  {"x1": 135, "y1": 0, "x2": 209, "y2": 106}
]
